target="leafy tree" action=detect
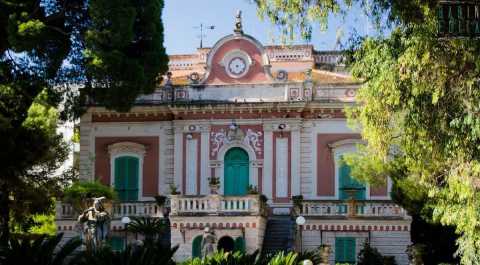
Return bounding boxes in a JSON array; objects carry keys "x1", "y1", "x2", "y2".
[
  {"x1": 0, "y1": 0, "x2": 168, "y2": 244},
  {"x1": 253, "y1": 0, "x2": 480, "y2": 263}
]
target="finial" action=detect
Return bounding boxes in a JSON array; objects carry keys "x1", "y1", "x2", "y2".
[{"x1": 234, "y1": 10, "x2": 243, "y2": 34}]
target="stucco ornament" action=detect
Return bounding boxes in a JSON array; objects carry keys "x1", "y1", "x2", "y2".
[
  {"x1": 77, "y1": 196, "x2": 110, "y2": 249},
  {"x1": 243, "y1": 129, "x2": 263, "y2": 155},
  {"x1": 210, "y1": 127, "x2": 263, "y2": 157}
]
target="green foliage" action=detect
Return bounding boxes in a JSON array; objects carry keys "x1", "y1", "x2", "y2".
[
  {"x1": 63, "y1": 181, "x2": 116, "y2": 211},
  {"x1": 266, "y1": 252, "x2": 298, "y2": 265},
  {"x1": 27, "y1": 214, "x2": 56, "y2": 236},
  {"x1": 127, "y1": 217, "x2": 168, "y2": 244},
  {"x1": 0, "y1": 233, "x2": 82, "y2": 265},
  {"x1": 357, "y1": 242, "x2": 391, "y2": 265},
  {"x1": 76, "y1": 239, "x2": 178, "y2": 265},
  {"x1": 255, "y1": 0, "x2": 479, "y2": 263},
  {"x1": 254, "y1": 0, "x2": 439, "y2": 42},
  {"x1": 83, "y1": 0, "x2": 169, "y2": 111},
  {"x1": 1, "y1": 0, "x2": 168, "y2": 243}
]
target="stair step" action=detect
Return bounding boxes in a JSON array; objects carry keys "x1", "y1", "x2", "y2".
[{"x1": 262, "y1": 217, "x2": 296, "y2": 255}]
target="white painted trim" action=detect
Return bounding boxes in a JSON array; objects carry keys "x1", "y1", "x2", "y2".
[
  {"x1": 200, "y1": 131, "x2": 210, "y2": 195},
  {"x1": 263, "y1": 131, "x2": 273, "y2": 200},
  {"x1": 185, "y1": 138, "x2": 198, "y2": 195},
  {"x1": 275, "y1": 137, "x2": 289, "y2": 198},
  {"x1": 217, "y1": 142, "x2": 257, "y2": 195},
  {"x1": 291, "y1": 129, "x2": 301, "y2": 196},
  {"x1": 174, "y1": 127, "x2": 183, "y2": 194},
  {"x1": 109, "y1": 152, "x2": 148, "y2": 201}
]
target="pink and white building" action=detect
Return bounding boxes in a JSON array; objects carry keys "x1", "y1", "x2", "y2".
[{"x1": 56, "y1": 18, "x2": 411, "y2": 264}]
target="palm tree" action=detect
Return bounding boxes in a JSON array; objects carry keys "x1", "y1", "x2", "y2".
[
  {"x1": 0, "y1": 233, "x2": 82, "y2": 265},
  {"x1": 126, "y1": 216, "x2": 167, "y2": 244}
]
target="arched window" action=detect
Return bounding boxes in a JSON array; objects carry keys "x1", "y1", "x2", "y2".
[
  {"x1": 329, "y1": 139, "x2": 367, "y2": 200},
  {"x1": 192, "y1": 235, "x2": 203, "y2": 258},
  {"x1": 114, "y1": 156, "x2": 139, "y2": 201}
]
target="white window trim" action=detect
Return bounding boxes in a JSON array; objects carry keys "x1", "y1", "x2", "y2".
[
  {"x1": 217, "y1": 142, "x2": 257, "y2": 195},
  {"x1": 331, "y1": 140, "x2": 370, "y2": 200},
  {"x1": 108, "y1": 142, "x2": 148, "y2": 201}
]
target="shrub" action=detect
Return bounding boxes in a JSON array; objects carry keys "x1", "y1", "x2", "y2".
[
  {"x1": 357, "y1": 242, "x2": 397, "y2": 265},
  {"x1": 63, "y1": 181, "x2": 116, "y2": 212}
]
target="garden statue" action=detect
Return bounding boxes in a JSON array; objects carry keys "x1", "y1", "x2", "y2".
[
  {"x1": 201, "y1": 227, "x2": 216, "y2": 258},
  {"x1": 77, "y1": 196, "x2": 111, "y2": 249}
]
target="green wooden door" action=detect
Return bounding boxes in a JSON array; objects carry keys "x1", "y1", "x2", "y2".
[
  {"x1": 234, "y1": 237, "x2": 246, "y2": 253},
  {"x1": 339, "y1": 156, "x2": 366, "y2": 200},
  {"x1": 224, "y1": 148, "x2": 249, "y2": 196},
  {"x1": 192, "y1": 235, "x2": 202, "y2": 258},
  {"x1": 335, "y1": 237, "x2": 356, "y2": 264},
  {"x1": 114, "y1": 156, "x2": 139, "y2": 201}
]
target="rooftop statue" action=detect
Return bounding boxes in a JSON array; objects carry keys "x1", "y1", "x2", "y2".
[{"x1": 234, "y1": 10, "x2": 243, "y2": 34}]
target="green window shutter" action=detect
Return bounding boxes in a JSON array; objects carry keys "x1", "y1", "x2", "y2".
[
  {"x1": 126, "y1": 157, "x2": 139, "y2": 201},
  {"x1": 335, "y1": 237, "x2": 345, "y2": 263},
  {"x1": 339, "y1": 156, "x2": 366, "y2": 200},
  {"x1": 345, "y1": 238, "x2": 356, "y2": 263},
  {"x1": 234, "y1": 237, "x2": 246, "y2": 253},
  {"x1": 115, "y1": 157, "x2": 128, "y2": 201},
  {"x1": 192, "y1": 235, "x2": 203, "y2": 258},
  {"x1": 335, "y1": 237, "x2": 356, "y2": 264},
  {"x1": 114, "y1": 156, "x2": 139, "y2": 202}
]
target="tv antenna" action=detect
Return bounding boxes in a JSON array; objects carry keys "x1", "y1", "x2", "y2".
[{"x1": 194, "y1": 23, "x2": 215, "y2": 48}]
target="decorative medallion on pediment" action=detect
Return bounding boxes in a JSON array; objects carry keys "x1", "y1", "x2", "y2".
[{"x1": 108, "y1": 142, "x2": 146, "y2": 157}]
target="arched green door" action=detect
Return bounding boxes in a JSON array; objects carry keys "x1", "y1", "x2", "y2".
[
  {"x1": 192, "y1": 235, "x2": 203, "y2": 258},
  {"x1": 224, "y1": 148, "x2": 249, "y2": 196}
]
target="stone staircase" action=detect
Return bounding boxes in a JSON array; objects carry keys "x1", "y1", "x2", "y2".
[{"x1": 262, "y1": 216, "x2": 296, "y2": 255}]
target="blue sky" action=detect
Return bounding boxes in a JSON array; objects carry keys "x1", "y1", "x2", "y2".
[{"x1": 163, "y1": 0, "x2": 373, "y2": 55}]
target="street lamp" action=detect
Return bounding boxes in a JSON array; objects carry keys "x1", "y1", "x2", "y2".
[
  {"x1": 302, "y1": 260, "x2": 313, "y2": 265},
  {"x1": 295, "y1": 216, "x2": 306, "y2": 253},
  {"x1": 121, "y1": 216, "x2": 131, "y2": 249}
]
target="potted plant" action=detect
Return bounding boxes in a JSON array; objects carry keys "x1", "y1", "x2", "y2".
[
  {"x1": 247, "y1": 185, "x2": 259, "y2": 194},
  {"x1": 208, "y1": 176, "x2": 220, "y2": 194},
  {"x1": 169, "y1": 184, "x2": 180, "y2": 195}
]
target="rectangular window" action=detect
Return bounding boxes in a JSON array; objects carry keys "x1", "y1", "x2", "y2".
[{"x1": 335, "y1": 237, "x2": 356, "y2": 264}]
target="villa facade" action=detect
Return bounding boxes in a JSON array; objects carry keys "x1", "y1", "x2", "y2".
[{"x1": 56, "y1": 17, "x2": 412, "y2": 264}]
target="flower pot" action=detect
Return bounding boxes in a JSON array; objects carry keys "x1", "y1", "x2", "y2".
[{"x1": 209, "y1": 184, "x2": 220, "y2": 194}]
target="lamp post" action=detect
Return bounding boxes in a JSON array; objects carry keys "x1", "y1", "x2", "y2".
[
  {"x1": 295, "y1": 215, "x2": 306, "y2": 253},
  {"x1": 121, "y1": 216, "x2": 131, "y2": 249}
]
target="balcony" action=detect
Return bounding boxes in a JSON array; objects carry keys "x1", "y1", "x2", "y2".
[
  {"x1": 301, "y1": 200, "x2": 410, "y2": 220},
  {"x1": 169, "y1": 194, "x2": 267, "y2": 217},
  {"x1": 56, "y1": 201, "x2": 164, "y2": 220}
]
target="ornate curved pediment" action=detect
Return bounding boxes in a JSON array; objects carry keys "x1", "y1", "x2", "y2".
[
  {"x1": 108, "y1": 142, "x2": 146, "y2": 157},
  {"x1": 328, "y1": 138, "x2": 366, "y2": 149}
]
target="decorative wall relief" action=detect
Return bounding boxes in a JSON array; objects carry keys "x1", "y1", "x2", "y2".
[{"x1": 210, "y1": 125, "x2": 264, "y2": 159}]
